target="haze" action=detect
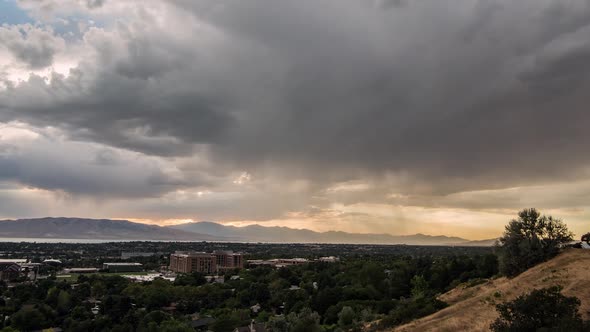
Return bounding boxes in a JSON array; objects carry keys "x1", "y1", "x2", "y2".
[{"x1": 1, "y1": 0, "x2": 590, "y2": 240}]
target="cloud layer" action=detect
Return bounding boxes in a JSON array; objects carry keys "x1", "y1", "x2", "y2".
[{"x1": 1, "y1": 0, "x2": 590, "y2": 238}]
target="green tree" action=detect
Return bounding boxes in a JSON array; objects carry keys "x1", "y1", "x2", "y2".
[
  {"x1": 268, "y1": 315, "x2": 289, "y2": 332},
  {"x1": 174, "y1": 272, "x2": 206, "y2": 287},
  {"x1": 410, "y1": 275, "x2": 429, "y2": 299},
  {"x1": 490, "y1": 286, "x2": 585, "y2": 332},
  {"x1": 496, "y1": 209, "x2": 573, "y2": 277},
  {"x1": 289, "y1": 308, "x2": 322, "y2": 332},
  {"x1": 337, "y1": 306, "x2": 356, "y2": 328},
  {"x1": 57, "y1": 290, "x2": 72, "y2": 314},
  {"x1": 0, "y1": 327, "x2": 19, "y2": 332},
  {"x1": 10, "y1": 307, "x2": 48, "y2": 331},
  {"x1": 158, "y1": 320, "x2": 194, "y2": 332}
]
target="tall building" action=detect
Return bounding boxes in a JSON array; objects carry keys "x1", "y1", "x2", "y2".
[
  {"x1": 214, "y1": 250, "x2": 244, "y2": 271},
  {"x1": 169, "y1": 251, "x2": 243, "y2": 274}
]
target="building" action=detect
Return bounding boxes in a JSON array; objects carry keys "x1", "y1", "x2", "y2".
[
  {"x1": 191, "y1": 316, "x2": 216, "y2": 330},
  {"x1": 43, "y1": 259, "x2": 63, "y2": 266},
  {"x1": 103, "y1": 262, "x2": 143, "y2": 273},
  {"x1": 214, "y1": 250, "x2": 244, "y2": 271},
  {"x1": 247, "y1": 258, "x2": 308, "y2": 268},
  {"x1": 0, "y1": 262, "x2": 20, "y2": 281},
  {"x1": 234, "y1": 320, "x2": 266, "y2": 332},
  {"x1": 0, "y1": 259, "x2": 27, "y2": 264},
  {"x1": 170, "y1": 252, "x2": 217, "y2": 274},
  {"x1": 64, "y1": 268, "x2": 98, "y2": 274},
  {"x1": 318, "y1": 256, "x2": 340, "y2": 263},
  {"x1": 121, "y1": 252, "x2": 161, "y2": 259},
  {"x1": 169, "y1": 251, "x2": 244, "y2": 274}
]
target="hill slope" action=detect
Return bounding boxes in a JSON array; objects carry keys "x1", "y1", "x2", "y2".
[
  {"x1": 393, "y1": 249, "x2": 590, "y2": 331},
  {"x1": 170, "y1": 221, "x2": 471, "y2": 245},
  {"x1": 0, "y1": 217, "x2": 226, "y2": 241}
]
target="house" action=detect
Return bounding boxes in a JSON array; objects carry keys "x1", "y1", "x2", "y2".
[
  {"x1": 190, "y1": 316, "x2": 215, "y2": 330},
  {"x1": 234, "y1": 320, "x2": 266, "y2": 332},
  {"x1": 317, "y1": 256, "x2": 339, "y2": 263},
  {"x1": 0, "y1": 262, "x2": 20, "y2": 281},
  {"x1": 250, "y1": 303, "x2": 261, "y2": 313}
]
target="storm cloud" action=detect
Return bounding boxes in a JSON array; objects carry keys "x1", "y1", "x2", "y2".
[{"x1": 1, "y1": 0, "x2": 590, "y2": 238}]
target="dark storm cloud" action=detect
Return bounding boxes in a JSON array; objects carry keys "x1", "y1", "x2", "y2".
[{"x1": 3, "y1": 0, "x2": 590, "y2": 197}]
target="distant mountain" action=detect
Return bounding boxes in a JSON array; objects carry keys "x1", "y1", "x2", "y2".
[
  {"x1": 455, "y1": 238, "x2": 498, "y2": 247},
  {"x1": 0, "y1": 217, "x2": 226, "y2": 241},
  {"x1": 170, "y1": 221, "x2": 472, "y2": 245}
]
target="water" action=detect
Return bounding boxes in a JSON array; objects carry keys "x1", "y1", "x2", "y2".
[{"x1": 0, "y1": 238, "x2": 191, "y2": 243}]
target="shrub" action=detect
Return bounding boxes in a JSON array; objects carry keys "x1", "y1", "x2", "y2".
[{"x1": 490, "y1": 286, "x2": 585, "y2": 332}]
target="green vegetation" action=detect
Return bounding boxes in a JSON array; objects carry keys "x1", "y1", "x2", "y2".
[
  {"x1": 0, "y1": 244, "x2": 498, "y2": 331},
  {"x1": 490, "y1": 286, "x2": 589, "y2": 332},
  {"x1": 495, "y1": 208, "x2": 573, "y2": 277},
  {"x1": 11, "y1": 206, "x2": 585, "y2": 332}
]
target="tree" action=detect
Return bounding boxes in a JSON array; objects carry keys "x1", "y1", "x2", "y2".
[
  {"x1": 490, "y1": 286, "x2": 585, "y2": 332},
  {"x1": 174, "y1": 272, "x2": 206, "y2": 287},
  {"x1": 0, "y1": 328, "x2": 19, "y2": 332},
  {"x1": 57, "y1": 290, "x2": 72, "y2": 314},
  {"x1": 496, "y1": 209, "x2": 573, "y2": 277},
  {"x1": 158, "y1": 320, "x2": 194, "y2": 332},
  {"x1": 337, "y1": 306, "x2": 356, "y2": 328},
  {"x1": 410, "y1": 275, "x2": 429, "y2": 299},
  {"x1": 10, "y1": 307, "x2": 48, "y2": 331},
  {"x1": 288, "y1": 308, "x2": 322, "y2": 332}
]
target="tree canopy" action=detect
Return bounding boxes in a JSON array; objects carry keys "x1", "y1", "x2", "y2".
[{"x1": 496, "y1": 208, "x2": 573, "y2": 277}]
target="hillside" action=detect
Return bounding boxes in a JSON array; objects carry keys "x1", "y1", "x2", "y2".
[
  {"x1": 0, "y1": 217, "x2": 226, "y2": 241},
  {"x1": 170, "y1": 221, "x2": 472, "y2": 245},
  {"x1": 393, "y1": 249, "x2": 590, "y2": 331}
]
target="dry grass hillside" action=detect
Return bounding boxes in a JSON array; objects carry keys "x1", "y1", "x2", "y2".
[{"x1": 393, "y1": 249, "x2": 590, "y2": 332}]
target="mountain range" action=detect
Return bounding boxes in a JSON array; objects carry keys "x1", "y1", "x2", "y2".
[
  {"x1": 0, "y1": 217, "x2": 223, "y2": 241},
  {"x1": 170, "y1": 221, "x2": 475, "y2": 245},
  {"x1": 0, "y1": 217, "x2": 494, "y2": 245}
]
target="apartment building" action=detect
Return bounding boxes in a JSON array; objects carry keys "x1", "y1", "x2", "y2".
[{"x1": 169, "y1": 251, "x2": 243, "y2": 274}]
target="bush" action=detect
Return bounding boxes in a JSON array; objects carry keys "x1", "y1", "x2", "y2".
[
  {"x1": 378, "y1": 296, "x2": 447, "y2": 329},
  {"x1": 496, "y1": 209, "x2": 573, "y2": 277},
  {"x1": 490, "y1": 286, "x2": 585, "y2": 332}
]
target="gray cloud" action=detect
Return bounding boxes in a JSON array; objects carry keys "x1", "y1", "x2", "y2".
[
  {"x1": 85, "y1": 0, "x2": 106, "y2": 9},
  {"x1": 0, "y1": 133, "x2": 195, "y2": 198},
  {"x1": 2, "y1": 0, "x2": 590, "y2": 210},
  {"x1": 0, "y1": 24, "x2": 65, "y2": 69}
]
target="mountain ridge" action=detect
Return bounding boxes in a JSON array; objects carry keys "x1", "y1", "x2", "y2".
[
  {"x1": 0, "y1": 217, "x2": 490, "y2": 245},
  {"x1": 169, "y1": 221, "x2": 476, "y2": 245},
  {"x1": 0, "y1": 217, "x2": 225, "y2": 241}
]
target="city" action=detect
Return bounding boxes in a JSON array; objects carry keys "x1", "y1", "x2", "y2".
[{"x1": 0, "y1": 241, "x2": 496, "y2": 331}]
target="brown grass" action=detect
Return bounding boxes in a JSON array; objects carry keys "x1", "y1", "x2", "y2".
[{"x1": 391, "y1": 249, "x2": 590, "y2": 332}]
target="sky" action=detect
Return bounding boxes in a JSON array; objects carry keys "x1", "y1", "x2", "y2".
[{"x1": 0, "y1": 0, "x2": 590, "y2": 240}]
